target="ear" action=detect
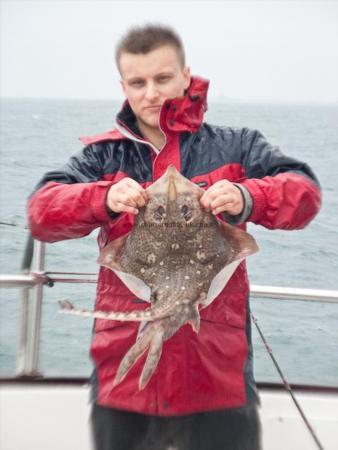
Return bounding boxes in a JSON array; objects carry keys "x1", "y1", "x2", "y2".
[
  {"x1": 120, "y1": 79, "x2": 127, "y2": 98},
  {"x1": 183, "y1": 66, "x2": 191, "y2": 90}
]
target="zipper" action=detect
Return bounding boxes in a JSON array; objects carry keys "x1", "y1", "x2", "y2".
[
  {"x1": 115, "y1": 103, "x2": 171, "y2": 181},
  {"x1": 114, "y1": 120, "x2": 160, "y2": 155}
]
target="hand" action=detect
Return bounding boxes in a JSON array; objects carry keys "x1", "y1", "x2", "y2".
[
  {"x1": 200, "y1": 180, "x2": 244, "y2": 216},
  {"x1": 106, "y1": 178, "x2": 148, "y2": 215}
]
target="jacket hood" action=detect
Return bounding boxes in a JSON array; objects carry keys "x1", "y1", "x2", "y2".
[
  {"x1": 80, "y1": 76, "x2": 209, "y2": 146},
  {"x1": 117, "y1": 76, "x2": 209, "y2": 135}
]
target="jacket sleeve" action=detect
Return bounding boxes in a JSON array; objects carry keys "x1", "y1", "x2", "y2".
[
  {"x1": 238, "y1": 128, "x2": 321, "y2": 230},
  {"x1": 27, "y1": 144, "x2": 115, "y2": 243}
]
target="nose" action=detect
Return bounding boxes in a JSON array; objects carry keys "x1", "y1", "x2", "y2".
[{"x1": 145, "y1": 81, "x2": 159, "y2": 101}]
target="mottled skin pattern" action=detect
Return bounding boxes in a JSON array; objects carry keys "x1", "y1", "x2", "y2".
[
  {"x1": 59, "y1": 166, "x2": 257, "y2": 389},
  {"x1": 119, "y1": 190, "x2": 234, "y2": 315}
]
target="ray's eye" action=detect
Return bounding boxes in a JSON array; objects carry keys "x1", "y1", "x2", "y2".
[
  {"x1": 154, "y1": 205, "x2": 166, "y2": 221},
  {"x1": 181, "y1": 204, "x2": 192, "y2": 221}
]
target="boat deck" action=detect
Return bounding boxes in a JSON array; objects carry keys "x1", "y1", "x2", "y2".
[
  {"x1": 0, "y1": 381, "x2": 337, "y2": 450},
  {"x1": 1, "y1": 240, "x2": 338, "y2": 449}
]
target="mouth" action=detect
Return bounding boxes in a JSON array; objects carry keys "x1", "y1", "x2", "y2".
[{"x1": 144, "y1": 105, "x2": 162, "y2": 111}]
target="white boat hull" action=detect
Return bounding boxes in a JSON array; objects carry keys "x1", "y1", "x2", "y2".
[{"x1": 0, "y1": 382, "x2": 337, "y2": 450}]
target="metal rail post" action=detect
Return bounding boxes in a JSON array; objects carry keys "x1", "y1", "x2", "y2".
[
  {"x1": 27, "y1": 240, "x2": 45, "y2": 375},
  {"x1": 16, "y1": 287, "x2": 30, "y2": 374},
  {"x1": 17, "y1": 234, "x2": 35, "y2": 375}
]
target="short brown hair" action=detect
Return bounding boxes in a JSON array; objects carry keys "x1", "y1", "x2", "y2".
[{"x1": 115, "y1": 24, "x2": 186, "y2": 70}]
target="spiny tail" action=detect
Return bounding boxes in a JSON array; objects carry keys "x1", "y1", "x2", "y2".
[{"x1": 58, "y1": 299, "x2": 173, "y2": 322}]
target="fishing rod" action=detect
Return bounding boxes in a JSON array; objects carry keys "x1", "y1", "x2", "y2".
[
  {"x1": 0, "y1": 221, "x2": 27, "y2": 229},
  {"x1": 251, "y1": 312, "x2": 325, "y2": 450}
]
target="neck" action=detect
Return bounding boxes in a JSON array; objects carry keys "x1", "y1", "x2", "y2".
[{"x1": 137, "y1": 120, "x2": 165, "y2": 150}]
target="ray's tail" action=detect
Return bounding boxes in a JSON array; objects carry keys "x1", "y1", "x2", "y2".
[{"x1": 58, "y1": 299, "x2": 176, "y2": 322}]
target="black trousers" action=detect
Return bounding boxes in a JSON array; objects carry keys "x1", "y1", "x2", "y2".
[{"x1": 90, "y1": 402, "x2": 262, "y2": 450}]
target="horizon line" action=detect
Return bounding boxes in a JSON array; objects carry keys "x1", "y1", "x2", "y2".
[{"x1": 0, "y1": 95, "x2": 337, "y2": 107}]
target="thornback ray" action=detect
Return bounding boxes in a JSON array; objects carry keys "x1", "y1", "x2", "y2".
[{"x1": 58, "y1": 165, "x2": 258, "y2": 389}]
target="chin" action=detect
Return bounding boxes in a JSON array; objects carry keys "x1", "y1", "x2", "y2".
[{"x1": 143, "y1": 117, "x2": 161, "y2": 129}]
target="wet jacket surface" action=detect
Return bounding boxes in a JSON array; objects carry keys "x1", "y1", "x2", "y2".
[{"x1": 28, "y1": 77, "x2": 321, "y2": 416}]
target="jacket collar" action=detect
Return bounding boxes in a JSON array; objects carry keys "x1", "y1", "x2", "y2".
[
  {"x1": 116, "y1": 76, "x2": 209, "y2": 137},
  {"x1": 79, "y1": 77, "x2": 209, "y2": 146}
]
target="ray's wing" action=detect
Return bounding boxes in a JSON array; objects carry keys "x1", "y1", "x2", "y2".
[
  {"x1": 204, "y1": 220, "x2": 259, "y2": 307},
  {"x1": 97, "y1": 233, "x2": 128, "y2": 271},
  {"x1": 218, "y1": 220, "x2": 259, "y2": 261},
  {"x1": 98, "y1": 234, "x2": 151, "y2": 302}
]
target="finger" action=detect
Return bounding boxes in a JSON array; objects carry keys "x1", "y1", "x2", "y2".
[
  {"x1": 212, "y1": 206, "x2": 227, "y2": 216},
  {"x1": 117, "y1": 192, "x2": 139, "y2": 208},
  {"x1": 211, "y1": 199, "x2": 243, "y2": 216},
  {"x1": 199, "y1": 197, "x2": 208, "y2": 210},
  {"x1": 211, "y1": 204, "x2": 236, "y2": 215},
  {"x1": 212, "y1": 202, "x2": 236, "y2": 215},
  {"x1": 200, "y1": 187, "x2": 229, "y2": 211},
  {"x1": 201, "y1": 180, "x2": 231, "y2": 197},
  {"x1": 129, "y1": 189, "x2": 148, "y2": 208},
  {"x1": 199, "y1": 195, "x2": 211, "y2": 211},
  {"x1": 125, "y1": 179, "x2": 148, "y2": 203},
  {"x1": 201, "y1": 184, "x2": 231, "y2": 202},
  {"x1": 113, "y1": 182, "x2": 147, "y2": 208},
  {"x1": 113, "y1": 201, "x2": 139, "y2": 215},
  {"x1": 210, "y1": 194, "x2": 236, "y2": 210}
]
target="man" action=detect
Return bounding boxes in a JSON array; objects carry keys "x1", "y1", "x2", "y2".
[{"x1": 28, "y1": 25, "x2": 321, "y2": 450}]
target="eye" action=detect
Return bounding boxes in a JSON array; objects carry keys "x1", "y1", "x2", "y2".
[
  {"x1": 181, "y1": 204, "x2": 192, "y2": 221},
  {"x1": 158, "y1": 76, "x2": 170, "y2": 83},
  {"x1": 129, "y1": 79, "x2": 144, "y2": 88},
  {"x1": 156, "y1": 74, "x2": 172, "y2": 83},
  {"x1": 154, "y1": 205, "x2": 166, "y2": 221}
]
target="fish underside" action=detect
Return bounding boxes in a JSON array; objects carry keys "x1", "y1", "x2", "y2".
[{"x1": 59, "y1": 166, "x2": 258, "y2": 389}]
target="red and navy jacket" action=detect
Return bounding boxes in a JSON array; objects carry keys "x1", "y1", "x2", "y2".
[{"x1": 28, "y1": 77, "x2": 321, "y2": 416}]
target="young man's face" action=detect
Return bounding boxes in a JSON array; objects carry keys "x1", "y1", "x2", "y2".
[{"x1": 119, "y1": 45, "x2": 191, "y2": 131}]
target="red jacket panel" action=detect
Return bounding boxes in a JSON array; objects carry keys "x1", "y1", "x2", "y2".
[{"x1": 27, "y1": 76, "x2": 321, "y2": 415}]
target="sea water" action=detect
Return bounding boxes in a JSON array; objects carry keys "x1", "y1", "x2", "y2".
[{"x1": 0, "y1": 98, "x2": 337, "y2": 386}]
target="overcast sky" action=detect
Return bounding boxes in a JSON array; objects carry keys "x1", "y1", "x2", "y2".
[{"x1": 1, "y1": 0, "x2": 337, "y2": 103}]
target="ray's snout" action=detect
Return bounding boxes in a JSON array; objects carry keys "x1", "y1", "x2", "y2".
[{"x1": 168, "y1": 175, "x2": 177, "y2": 201}]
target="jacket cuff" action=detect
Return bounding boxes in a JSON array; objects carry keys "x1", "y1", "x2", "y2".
[
  {"x1": 90, "y1": 181, "x2": 116, "y2": 222},
  {"x1": 240, "y1": 179, "x2": 267, "y2": 223},
  {"x1": 222, "y1": 184, "x2": 253, "y2": 225}
]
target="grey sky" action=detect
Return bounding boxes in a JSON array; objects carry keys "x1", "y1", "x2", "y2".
[{"x1": 1, "y1": 0, "x2": 337, "y2": 103}]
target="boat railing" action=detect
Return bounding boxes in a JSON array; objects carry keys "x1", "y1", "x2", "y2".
[{"x1": 1, "y1": 235, "x2": 338, "y2": 378}]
